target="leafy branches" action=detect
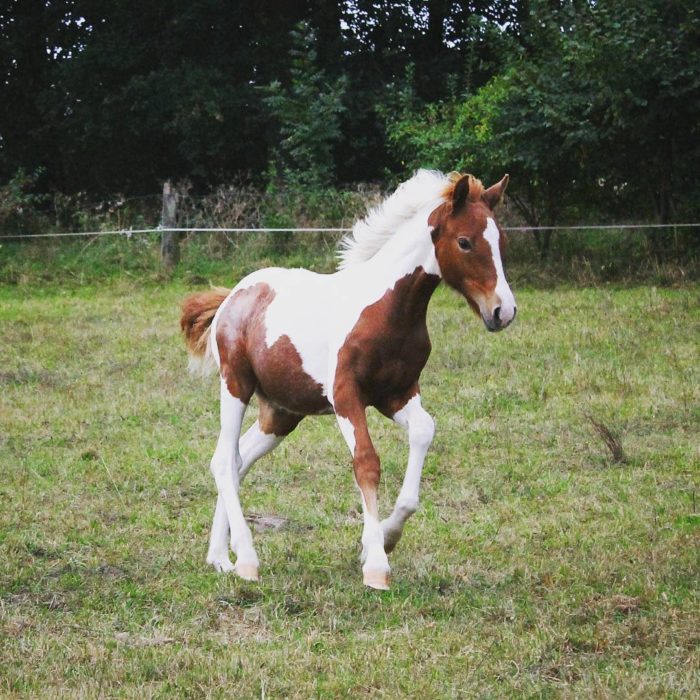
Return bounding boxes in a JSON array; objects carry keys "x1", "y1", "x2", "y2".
[
  {"x1": 261, "y1": 22, "x2": 347, "y2": 188},
  {"x1": 380, "y1": 0, "x2": 700, "y2": 257}
]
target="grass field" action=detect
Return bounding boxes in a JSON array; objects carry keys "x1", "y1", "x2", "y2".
[{"x1": 1, "y1": 275, "x2": 698, "y2": 698}]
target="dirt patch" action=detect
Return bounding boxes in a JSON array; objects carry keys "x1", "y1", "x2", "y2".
[
  {"x1": 114, "y1": 632, "x2": 176, "y2": 647},
  {"x1": 246, "y1": 513, "x2": 289, "y2": 532}
]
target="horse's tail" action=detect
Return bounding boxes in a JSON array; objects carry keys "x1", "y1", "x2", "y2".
[{"x1": 180, "y1": 287, "x2": 230, "y2": 376}]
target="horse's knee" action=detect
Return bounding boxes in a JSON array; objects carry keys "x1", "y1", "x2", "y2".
[
  {"x1": 210, "y1": 449, "x2": 241, "y2": 486},
  {"x1": 410, "y1": 411, "x2": 435, "y2": 450},
  {"x1": 354, "y1": 447, "x2": 380, "y2": 491},
  {"x1": 396, "y1": 496, "x2": 419, "y2": 518}
]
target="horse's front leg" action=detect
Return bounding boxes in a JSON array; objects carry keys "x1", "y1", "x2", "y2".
[
  {"x1": 334, "y1": 390, "x2": 391, "y2": 590},
  {"x1": 381, "y1": 392, "x2": 435, "y2": 553}
]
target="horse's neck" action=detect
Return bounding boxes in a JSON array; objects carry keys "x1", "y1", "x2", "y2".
[
  {"x1": 361, "y1": 212, "x2": 442, "y2": 326},
  {"x1": 383, "y1": 267, "x2": 441, "y2": 327}
]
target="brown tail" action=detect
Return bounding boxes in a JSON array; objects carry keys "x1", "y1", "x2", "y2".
[{"x1": 180, "y1": 287, "x2": 230, "y2": 372}]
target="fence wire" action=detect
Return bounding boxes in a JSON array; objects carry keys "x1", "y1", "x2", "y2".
[{"x1": 1, "y1": 223, "x2": 699, "y2": 241}]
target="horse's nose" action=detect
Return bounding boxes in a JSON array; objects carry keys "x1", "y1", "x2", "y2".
[
  {"x1": 493, "y1": 306, "x2": 502, "y2": 327},
  {"x1": 493, "y1": 304, "x2": 516, "y2": 329}
]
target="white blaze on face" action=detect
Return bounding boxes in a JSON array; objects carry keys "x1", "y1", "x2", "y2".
[{"x1": 483, "y1": 217, "x2": 516, "y2": 324}]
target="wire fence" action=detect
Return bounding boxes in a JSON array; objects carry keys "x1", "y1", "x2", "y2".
[
  {"x1": 2, "y1": 186, "x2": 700, "y2": 241},
  {"x1": 1, "y1": 222, "x2": 699, "y2": 241}
]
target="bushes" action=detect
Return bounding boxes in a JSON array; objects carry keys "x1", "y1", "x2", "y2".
[
  {"x1": 0, "y1": 169, "x2": 49, "y2": 236},
  {"x1": 0, "y1": 169, "x2": 697, "y2": 288}
]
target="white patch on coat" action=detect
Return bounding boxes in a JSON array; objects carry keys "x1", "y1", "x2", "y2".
[
  {"x1": 209, "y1": 171, "x2": 449, "y2": 404},
  {"x1": 336, "y1": 415, "x2": 357, "y2": 456},
  {"x1": 219, "y1": 205, "x2": 445, "y2": 404}
]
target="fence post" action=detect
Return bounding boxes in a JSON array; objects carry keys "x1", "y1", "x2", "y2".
[{"x1": 160, "y1": 181, "x2": 180, "y2": 271}]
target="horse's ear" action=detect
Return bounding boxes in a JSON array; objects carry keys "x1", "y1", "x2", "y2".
[
  {"x1": 451, "y1": 174, "x2": 471, "y2": 211},
  {"x1": 482, "y1": 174, "x2": 509, "y2": 209}
]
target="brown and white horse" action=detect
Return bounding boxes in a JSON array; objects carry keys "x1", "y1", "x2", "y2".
[{"x1": 181, "y1": 170, "x2": 516, "y2": 590}]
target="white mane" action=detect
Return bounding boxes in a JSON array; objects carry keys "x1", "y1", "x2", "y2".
[{"x1": 337, "y1": 169, "x2": 450, "y2": 270}]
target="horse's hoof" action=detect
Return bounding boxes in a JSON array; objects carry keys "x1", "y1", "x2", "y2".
[
  {"x1": 383, "y1": 535, "x2": 400, "y2": 554},
  {"x1": 363, "y1": 569, "x2": 390, "y2": 590},
  {"x1": 235, "y1": 563, "x2": 260, "y2": 581},
  {"x1": 207, "y1": 556, "x2": 235, "y2": 573}
]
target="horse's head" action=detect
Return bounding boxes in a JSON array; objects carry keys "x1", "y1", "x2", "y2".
[{"x1": 429, "y1": 173, "x2": 516, "y2": 332}]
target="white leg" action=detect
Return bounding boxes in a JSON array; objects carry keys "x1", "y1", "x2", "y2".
[
  {"x1": 207, "y1": 421, "x2": 283, "y2": 570},
  {"x1": 381, "y1": 395, "x2": 435, "y2": 553},
  {"x1": 239, "y1": 422, "x2": 284, "y2": 482},
  {"x1": 207, "y1": 496, "x2": 235, "y2": 572},
  {"x1": 206, "y1": 380, "x2": 259, "y2": 580},
  {"x1": 359, "y1": 493, "x2": 391, "y2": 588},
  {"x1": 336, "y1": 412, "x2": 391, "y2": 590}
]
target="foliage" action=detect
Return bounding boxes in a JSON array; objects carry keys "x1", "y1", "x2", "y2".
[
  {"x1": 261, "y1": 23, "x2": 347, "y2": 188},
  {"x1": 379, "y1": 1, "x2": 700, "y2": 256},
  {"x1": 0, "y1": 169, "x2": 48, "y2": 235},
  {"x1": 1, "y1": 0, "x2": 698, "y2": 259},
  {"x1": 381, "y1": 68, "x2": 510, "y2": 179},
  {"x1": 0, "y1": 1, "x2": 530, "y2": 194}
]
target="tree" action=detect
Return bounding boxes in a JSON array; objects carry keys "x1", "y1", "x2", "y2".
[
  {"x1": 0, "y1": 0, "x2": 90, "y2": 189},
  {"x1": 382, "y1": 0, "x2": 700, "y2": 257},
  {"x1": 0, "y1": 0, "x2": 311, "y2": 194},
  {"x1": 261, "y1": 22, "x2": 346, "y2": 188}
]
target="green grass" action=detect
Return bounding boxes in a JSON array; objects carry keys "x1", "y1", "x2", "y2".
[
  {"x1": 1, "y1": 276, "x2": 698, "y2": 697},
  {"x1": 2, "y1": 226, "x2": 698, "y2": 289}
]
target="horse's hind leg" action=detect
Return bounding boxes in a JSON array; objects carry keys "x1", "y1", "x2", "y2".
[
  {"x1": 240, "y1": 400, "x2": 303, "y2": 481},
  {"x1": 206, "y1": 378, "x2": 259, "y2": 580},
  {"x1": 207, "y1": 398, "x2": 303, "y2": 575},
  {"x1": 207, "y1": 416, "x2": 271, "y2": 573}
]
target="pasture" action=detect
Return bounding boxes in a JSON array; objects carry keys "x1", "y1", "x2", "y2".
[{"x1": 1, "y1": 277, "x2": 698, "y2": 697}]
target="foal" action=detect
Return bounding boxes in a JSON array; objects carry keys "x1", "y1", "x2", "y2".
[{"x1": 181, "y1": 170, "x2": 516, "y2": 589}]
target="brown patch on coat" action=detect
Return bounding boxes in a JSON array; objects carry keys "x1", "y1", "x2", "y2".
[
  {"x1": 215, "y1": 283, "x2": 332, "y2": 414},
  {"x1": 334, "y1": 267, "x2": 439, "y2": 414},
  {"x1": 180, "y1": 287, "x2": 230, "y2": 358}
]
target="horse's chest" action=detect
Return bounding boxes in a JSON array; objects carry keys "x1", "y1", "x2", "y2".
[{"x1": 337, "y1": 322, "x2": 431, "y2": 402}]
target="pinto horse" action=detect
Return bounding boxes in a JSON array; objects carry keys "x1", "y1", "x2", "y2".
[{"x1": 181, "y1": 170, "x2": 516, "y2": 590}]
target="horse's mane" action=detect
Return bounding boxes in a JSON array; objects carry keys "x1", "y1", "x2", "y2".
[
  {"x1": 337, "y1": 170, "x2": 450, "y2": 270},
  {"x1": 337, "y1": 169, "x2": 484, "y2": 269}
]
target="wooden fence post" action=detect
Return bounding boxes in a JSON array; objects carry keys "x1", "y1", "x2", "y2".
[{"x1": 160, "y1": 181, "x2": 180, "y2": 271}]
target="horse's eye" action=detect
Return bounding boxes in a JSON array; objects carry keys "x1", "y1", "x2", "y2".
[{"x1": 458, "y1": 237, "x2": 472, "y2": 251}]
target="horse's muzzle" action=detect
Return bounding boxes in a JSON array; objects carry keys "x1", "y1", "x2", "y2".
[{"x1": 483, "y1": 304, "x2": 517, "y2": 332}]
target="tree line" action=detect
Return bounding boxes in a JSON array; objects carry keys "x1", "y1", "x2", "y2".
[{"x1": 1, "y1": 0, "x2": 699, "y2": 241}]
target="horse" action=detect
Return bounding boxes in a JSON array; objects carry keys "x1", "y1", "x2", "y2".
[{"x1": 180, "y1": 169, "x2": 516, "y2": 590}]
